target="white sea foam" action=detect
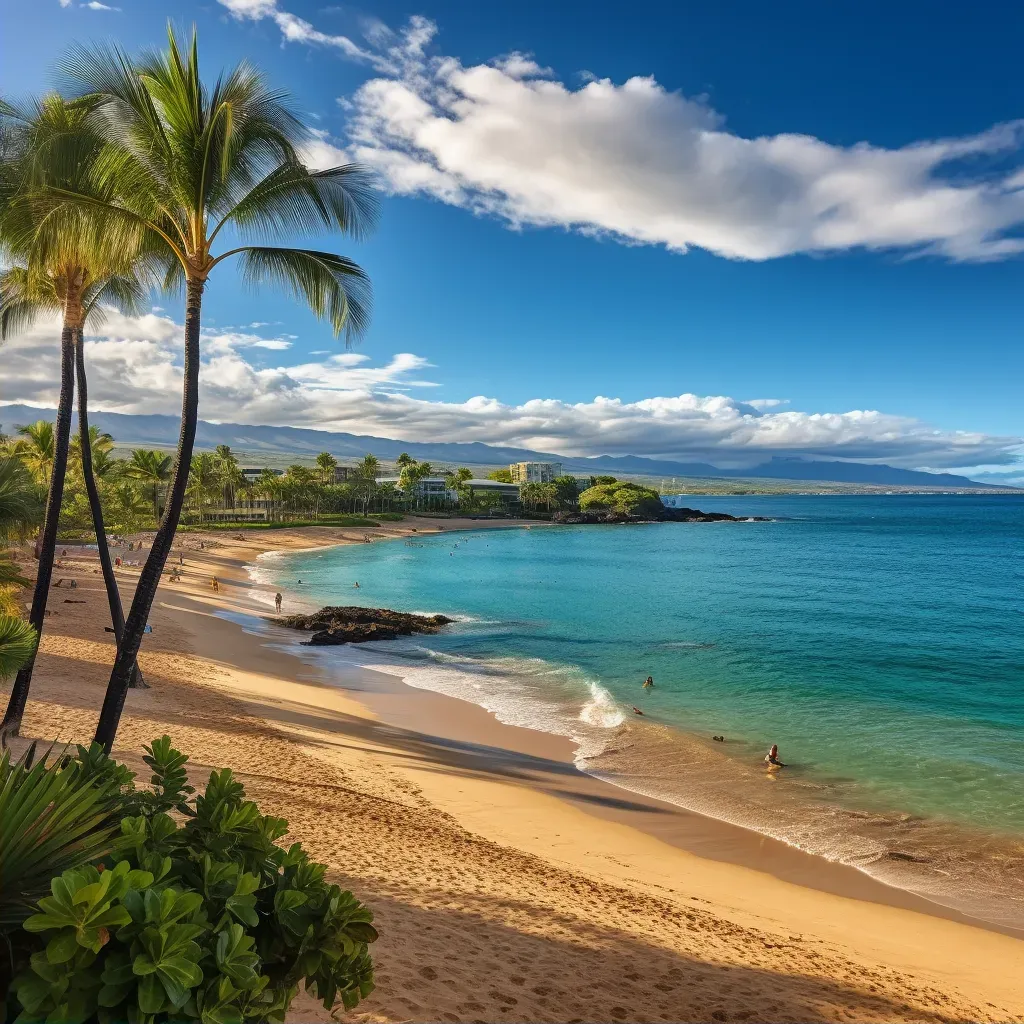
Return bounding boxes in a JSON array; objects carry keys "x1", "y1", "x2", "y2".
[{"x1": 579, "y1": 681, "x2": 626, "y2": 729}]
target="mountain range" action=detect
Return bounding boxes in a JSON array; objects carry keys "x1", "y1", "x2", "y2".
[{"x1": 0, "y1": 403, "x2": 1015, "y2": 490}]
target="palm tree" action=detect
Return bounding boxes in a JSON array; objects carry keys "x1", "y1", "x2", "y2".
[
  {"x1": 103, "y1": 482, "x2": 150, "y2": 536},
  {"x1": 123, "y1": 449, "x2": 173, "y2": 521},
  {"x1": 213, "y1": 445, "x2": 242, "y2": 510},
  {"x1": 0, "y1": 457, "x2": 42, "y2": 681},
  {"x1": 53, "y1": 27, "x2": 376, "y2": 749},
  {"x1": 316, "y1": 451, "x2": 337, "y2": 485},
  {"x1": 9, "y1": 422, "x2": 55, "y2": 490},
  {"x1": 356, "y1": 454, "x2": 380, "y2": 515},
  {"x1": 185, "y1": 452, "x2": 220, "y2": 523},
  {"x1": 0, "y1": 95, "x2": 155, "y2": 736}
]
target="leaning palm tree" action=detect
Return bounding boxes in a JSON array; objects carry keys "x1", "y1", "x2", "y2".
[
  {"x1": 0, "y1": 95, "x2": 159, "y2": 736},
  {"x1": 52, "y1": 26, "x2": 376, "y2": 749}
]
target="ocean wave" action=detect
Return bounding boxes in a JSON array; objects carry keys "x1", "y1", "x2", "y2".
[{"x1": 579, "y1": 682, "x2": 626, "y2": 728}]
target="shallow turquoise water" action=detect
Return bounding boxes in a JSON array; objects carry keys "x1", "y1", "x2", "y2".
[{"x1": 259, "y1": 495, "x2": 1024, "y2": 922}]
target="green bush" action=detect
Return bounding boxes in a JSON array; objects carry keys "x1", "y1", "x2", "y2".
[
  {"x1": 578, "y1": 482, "x2": 663, "y2": 517},
  {"x1": 8, "y1": 737, "x2": 377, "y2": 1024}
]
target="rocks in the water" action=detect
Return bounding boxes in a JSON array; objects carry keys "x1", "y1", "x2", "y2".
[
  {"x1": 275, "y1": 605, "x2": 454, "y2": 646},
  {"x1": 552, "y1": 507, "x2": 770, "y2": 525}
]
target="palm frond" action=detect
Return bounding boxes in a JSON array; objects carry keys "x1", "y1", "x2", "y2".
[
  {"x1": 0, "y1": 456, "x2": 41, "y2": 540},
  {"x1": 214, "y1": 161, "x2": 378, "y2": 243},
  {"x1": 0, "y1": 743, "x2": 116, "y2": 933},
  {"x1": 0, "y1": 265, "x2": 61, "y2": 340},
  {"x1": 0, "y1": 615, "x2": 37, "y2": 682},
  {"x1": 234, "y1": 246, "x2": 371, "y2": 341}
]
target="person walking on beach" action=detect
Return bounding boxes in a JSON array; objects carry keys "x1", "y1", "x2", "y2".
[
  {"x1": 764, "y1": 744, "x2": 786, "y2": 768},
  {"x1": 275, "y1": 592, "x2": 282, "y2": 613},
  {"x1": 211, "y1": 576, "x2": 219, "y2": 594}
]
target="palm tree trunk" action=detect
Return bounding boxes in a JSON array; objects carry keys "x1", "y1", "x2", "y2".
[
  {"x1": 74, "y1": 333, "x2": 146, "y2": 690},
  {"x1": 93, "y1": 278, "x2": 204, "y2": 751},
  {"x1": 1, "y1": 324, "x2": 75, "y2": 739}
]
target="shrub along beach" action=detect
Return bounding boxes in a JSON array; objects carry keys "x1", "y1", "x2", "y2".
[{"x1": 2, "y1": 21, "x2": 1023, "y2": 1024}]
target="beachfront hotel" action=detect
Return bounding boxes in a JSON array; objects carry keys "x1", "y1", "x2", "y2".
[{"x1": 509, "y1": 461, "x2": 563, "y2": 483}]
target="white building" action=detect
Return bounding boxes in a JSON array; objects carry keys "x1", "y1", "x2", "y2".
[{"x1": 509, "y1": 462, "x2": 563, "y2": 484}]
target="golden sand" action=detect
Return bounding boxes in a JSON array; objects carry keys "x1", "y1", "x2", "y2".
[{"x1": 5, "y1": 518, "x2": 1023, "y2": 1023}]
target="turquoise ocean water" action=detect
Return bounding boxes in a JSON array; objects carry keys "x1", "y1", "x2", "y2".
[{"x1": 252, "y1": 495, "x2": 1024, "y2": 926}]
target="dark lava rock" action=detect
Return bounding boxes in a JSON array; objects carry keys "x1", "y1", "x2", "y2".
[
  {"x1": 552, "y1": 507, "x2": 770, "y2": 525},
  {"x1": 274, "y1": 605, "x2": 454, "y2": 646}
]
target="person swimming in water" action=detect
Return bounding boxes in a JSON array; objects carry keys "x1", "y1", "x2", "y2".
[
  {"x1": 642, "y1": 676, "x2": 654, "y2": 689},
  {"x1": 631, "y1": 705, "x2": 645, "y2": 716},
  {"x1": 764, "y1": 743, "x2": 786, "y2": 767}
]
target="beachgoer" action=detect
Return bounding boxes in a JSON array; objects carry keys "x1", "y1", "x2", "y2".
[
  {"x1": 211, "y1": 577, "x2": 219, "y2": 593},
  {"x1": 179, "y1": 553, "x2": 184, "y2": 565},
  {"x1": 631, "y1": 705, "x2": 645, "y2": 716},
  {"x1": 61, "y1": 549, "x2": 67, "y2": 556},
  {"x1": 353, "y1": 581, "x2": 360, "y2": 588},
  {"x1": 69, "y1": 579, "x2": 77, "y2": 589},
  {"x1": 643, "y1": 676, "x2": 654, "y2": 689},
  {"x1": 275, "y1": 592, "x2": 282, "y2": 613},
  {"x1": 764, "y1": 744, "x2": 785, "y2": 768}
]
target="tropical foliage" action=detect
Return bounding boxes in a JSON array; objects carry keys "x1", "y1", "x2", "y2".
[
  {"x1": 5, "y1": 736, "x2": 377, "y2": 1024},
  {"x1": 578, "y1": 480, "x2": 663, "y2": 517}
]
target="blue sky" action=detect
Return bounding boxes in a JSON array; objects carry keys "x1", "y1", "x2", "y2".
[{"x1": 2, "y1": 0, "x2": 1022, "y2": 478}]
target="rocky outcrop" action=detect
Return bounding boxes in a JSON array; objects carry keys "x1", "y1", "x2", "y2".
[
  {"x1": 553, "y1": 507, "x2": 769, "y2": 525},
  {"x1": 275, "y1": 606, "x2": 454, "y2": 646}
]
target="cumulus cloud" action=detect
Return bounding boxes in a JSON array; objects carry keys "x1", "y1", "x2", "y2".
[
  {"x1": 341, "y1": 19, "x2": 1024, "y2": 262},
  {"x1": 1, "y1": 310, "x2": 1019, "y2": 471},
  {"x1": 217, "y1": 4, "x2": 1024, "y2": 260}
]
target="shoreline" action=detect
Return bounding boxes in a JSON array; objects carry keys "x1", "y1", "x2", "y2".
[
  {"x1": 245, "y1": 522, "x2": 1024, "y2": 938},
  {"x1": 7, "y1": 517, "x2": 1024, "y2": 1021}
]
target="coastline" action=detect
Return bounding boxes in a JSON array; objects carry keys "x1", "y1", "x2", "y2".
[{"x1": 6, "y1": 517, "x2": 1024, "y2": 1021}]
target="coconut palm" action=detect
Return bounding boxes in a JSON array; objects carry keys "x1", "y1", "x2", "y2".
[
  {"x1": 9, "y1": 421, "x2": 56, "y2": 490},
  {"x1": 51, "y1": 27, "x2": 375, "y2": 748},
  {"x1": 185, "y1": 452, "x2": 220, "y2": 523},
  {"x1": 213, "y1": 444, "x2": 242, "y2": 509},
  {"x1": 103, "y1": 482, "x2": 150, "y2": 536},
  {"x1": 316, "y1": 451, "x2": 337, "y2": 485},
  {"x1": 0, "y1": 457, "x2": 42, "y2": 681},
  {"x1": 123, "y1": 449, "x2": 173, "y2": 522},
  {"x1": 0, "y1": 94, "x2": 158, "y2": 738}
]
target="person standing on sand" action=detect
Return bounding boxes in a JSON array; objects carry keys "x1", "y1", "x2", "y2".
[
  {"x1": 211, "y1": 577, "x2": 219, "y2": 594},
  {"x1": 275, "y1": 592, "x2": 282, "y2": 613}
]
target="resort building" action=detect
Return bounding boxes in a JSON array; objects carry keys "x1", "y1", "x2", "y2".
[
  {"x1": 378, "y1": 476, "x2": 456, "y2": 503},
  {"x1": 509, "y1": 461, "x2": 563, "y2": 484},
  {"x1": 239, "y1": 467, "x2": 283, "y2": 482}
]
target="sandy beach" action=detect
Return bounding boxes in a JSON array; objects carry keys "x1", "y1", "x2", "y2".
[{"x1": 6, "y1": 517, "x2": 1024, "y2": 1024}]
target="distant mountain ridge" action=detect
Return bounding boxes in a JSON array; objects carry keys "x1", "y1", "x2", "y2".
[{"x1": 0, "y1": 403, "x2": 1014, "y2": 490}]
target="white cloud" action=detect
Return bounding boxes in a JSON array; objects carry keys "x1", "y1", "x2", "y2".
[
  {"x1": 83, "y1": 2, "x2": 120, "y2": 9},
  {"x1": 215, "y1": 5, "x2": 1024, "y2": 261},
  {"x1": 1, "y1": 310, "x2": 1019, "y2": 472},
  {"x1": 217, "y1": 0, "x2": 375, "y2": 62}
]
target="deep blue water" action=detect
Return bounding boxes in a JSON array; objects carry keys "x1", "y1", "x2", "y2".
[{"x1": 257, "y1": 495, "x2": 1024, "y2": 922}]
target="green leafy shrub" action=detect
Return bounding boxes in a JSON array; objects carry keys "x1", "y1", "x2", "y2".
[
  {"x1": 9, "y1": 737, "x2": 377, "y2": 1024},
  {"x1": 578, "y1": 482, "x2": 663, "y2": 517}
]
